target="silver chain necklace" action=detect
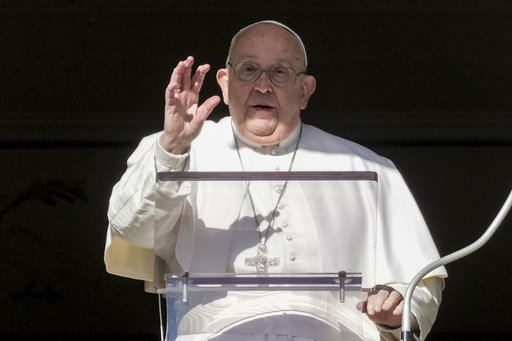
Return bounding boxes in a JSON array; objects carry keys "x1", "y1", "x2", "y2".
[{"x1": 233, "y1": 124, "x2": 302, "y2": 274}]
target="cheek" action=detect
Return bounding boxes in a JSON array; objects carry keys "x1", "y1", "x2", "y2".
[
  {"x1": 228, "y1": 86, "x2": 251, "y2": 109},
  {"x1": 279, "y1": 91, "x2": 304, "y2": 112},
  {"x1": 227, "y1": 90, "x2": 246, "y2": 121}
]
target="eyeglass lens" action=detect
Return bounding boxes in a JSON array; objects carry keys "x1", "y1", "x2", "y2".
[{"x1": 234, "y1": 62, "x2": 297, "y2": 85}]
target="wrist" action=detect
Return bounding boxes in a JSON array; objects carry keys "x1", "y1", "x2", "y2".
[{"x1": 159, "y1": 133, "x2": 190, "y2": 155}]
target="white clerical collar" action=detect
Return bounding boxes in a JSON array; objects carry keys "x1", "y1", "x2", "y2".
[{"x1": 231, "y1": 119, "x2": 302, "y2": 150}]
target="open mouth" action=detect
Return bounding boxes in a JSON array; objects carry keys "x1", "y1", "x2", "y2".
[{"x1": 252, "y1": 104, "x2": 274, "y2": 110}]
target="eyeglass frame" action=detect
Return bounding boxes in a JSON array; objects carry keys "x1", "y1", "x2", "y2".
[{"x1": 227, "y1": 61, "x2": 307, "y2": 87}]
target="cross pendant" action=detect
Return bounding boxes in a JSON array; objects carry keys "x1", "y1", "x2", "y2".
[{"x1": 245, "y1": 243, "x2": 280, "y2": 275}]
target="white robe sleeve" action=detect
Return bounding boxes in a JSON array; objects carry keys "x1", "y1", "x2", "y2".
[{"x1": 104, "y1": 132, "x2": 190, "y2": 280}]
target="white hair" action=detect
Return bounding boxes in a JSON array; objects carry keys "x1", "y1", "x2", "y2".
[{"x1": 227, "y1": 20, "x2": 308, "y2": 68}]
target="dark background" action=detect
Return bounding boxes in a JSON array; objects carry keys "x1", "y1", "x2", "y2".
[{"x1": 1, "y1": 1, "x2": 511, "y2": 340}]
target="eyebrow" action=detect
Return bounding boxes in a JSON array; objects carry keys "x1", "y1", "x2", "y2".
[{"x1": 236, "y1": 56, "x2": 294, "y2": 67}]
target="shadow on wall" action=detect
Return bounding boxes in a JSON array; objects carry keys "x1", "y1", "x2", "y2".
[{"x1": 0, "y1": 180, "x2": 87, "y2": 301}]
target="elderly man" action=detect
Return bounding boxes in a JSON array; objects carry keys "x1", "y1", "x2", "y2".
[{"x1": 105, "y1": 21, "x2": 446, "y2": 340}]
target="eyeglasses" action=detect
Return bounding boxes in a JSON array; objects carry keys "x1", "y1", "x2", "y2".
[{"x1": 227, "y1": 61, "x2": 306, "y2": 87}]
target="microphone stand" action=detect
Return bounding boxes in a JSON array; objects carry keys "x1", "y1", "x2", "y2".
[{"x1": 400, "y1": 189, "x2": 512, "y2": 341}]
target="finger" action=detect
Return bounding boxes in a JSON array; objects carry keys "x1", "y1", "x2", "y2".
[
  {"x1": 382, "y1": 290, "x2": 403, "y2": 311},
  {"x1": 356, "y1": 300, "x2": 367, "y2": 313},
  {"x1": 196, "y1": 95, "x2": 221, "y2": 121},
  {"x1": 181, "y1": 56, "x2": 194, "y2": 91},
  {"x1": 191, "y1": 64, "x2": 211, "y2": 93},
  {"x1": 392, "y1": 300, "x2": 404, "y2": 316},
  {"x1": 165, "y1": 81, "x2": 182, "y2": 107},
  {"x1": 169, "y1": 60, "x2": 186, "y2": 90},
  {"x1": 367, "y1": 289, "x2": 392, "y2": 314}
]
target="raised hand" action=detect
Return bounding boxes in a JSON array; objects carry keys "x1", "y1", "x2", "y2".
[{"x1": 160, "y1": 56, "x2": 221, "y2": 154}]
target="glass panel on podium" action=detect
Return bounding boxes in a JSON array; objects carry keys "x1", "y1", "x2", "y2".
[
  {"x1": 154, "y1": 171, "x2": 378, "y2": 340},
  {"x1": 165, "y1": 272, "x2": 364, "y2": 341}
]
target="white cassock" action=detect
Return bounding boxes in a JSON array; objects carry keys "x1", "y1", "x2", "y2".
[{"x1": 105, "y1": 117, "x2": 447, "y2": 341}]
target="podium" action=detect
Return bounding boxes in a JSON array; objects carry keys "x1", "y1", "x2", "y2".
[
  {"x1": 154, "y1": 171, "x2": 378, "y2": 340},
  {"x1": 164, "y1": 272, "x2": 365, "y2": 340}
]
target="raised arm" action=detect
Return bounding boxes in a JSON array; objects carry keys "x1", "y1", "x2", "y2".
[{"x1": 107, "y1": 57, "x2": 220, "y2": 248}]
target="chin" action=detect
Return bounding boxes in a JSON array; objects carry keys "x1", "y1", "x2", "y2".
[
  {"x1": 245, "y1": 124, "x2": 276, "y2": 137},
  {"x1": 248, "y1": 131, "x2": 283, "y2": 146}
]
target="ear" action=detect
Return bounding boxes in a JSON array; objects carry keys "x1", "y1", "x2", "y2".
[
  {"x1": 216, "y1": 68, "x2": 229, "y2": 105},
  {"x1": 300, "y1": 75, "x2": 316, "y2": 110}
]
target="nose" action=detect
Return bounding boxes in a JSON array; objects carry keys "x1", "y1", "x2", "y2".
[{"x1": 254, "y1": 70, "x2": 273, "y2": 93}]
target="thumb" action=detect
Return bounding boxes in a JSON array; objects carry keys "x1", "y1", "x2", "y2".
[
  {"x1": 196, "y1": 95, "x2": 221, "y2": 121},
  {"x1": 356, "y1": 301, "x2": 368, "y2": 313}
]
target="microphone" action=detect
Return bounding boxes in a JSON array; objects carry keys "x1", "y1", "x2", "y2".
[{"x1": 400, "y1": 188, "x2": 512, "y2": 341}]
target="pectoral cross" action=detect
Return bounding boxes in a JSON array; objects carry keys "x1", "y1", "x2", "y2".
[{"x1": 245, "y1": 243, "x2": 280, "y2": 275}]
